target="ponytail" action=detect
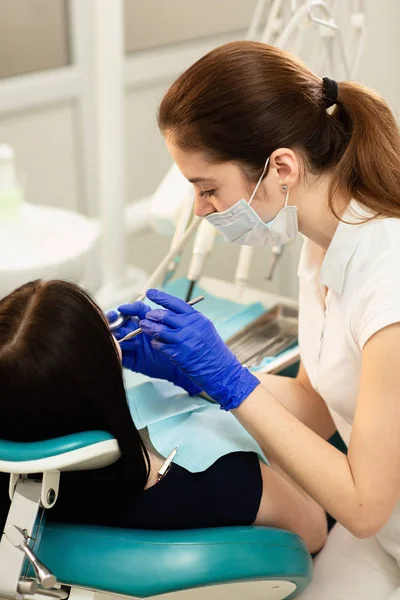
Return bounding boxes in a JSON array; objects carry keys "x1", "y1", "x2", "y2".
[{"x1": 330, "y1": 82, "x2": 400, "y2": 219}]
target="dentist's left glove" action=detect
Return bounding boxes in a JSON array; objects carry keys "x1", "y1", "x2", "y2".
[
  {"x1": 107, "y1": 302, "x2": 202, "y2": 396},
  {"x1": 139, "y1": 289, "x2": 260, "y2": 411}
]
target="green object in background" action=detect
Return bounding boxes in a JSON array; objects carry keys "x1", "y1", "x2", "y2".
[
  {"x1": 0, "y1": 187, "x2": 23, "y2": 220},
  {"x1": 0, "y1": 144, "x2": 23, "y2": 221}
]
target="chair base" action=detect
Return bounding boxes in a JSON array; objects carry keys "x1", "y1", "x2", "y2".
[{"x1": 65, "y1": 580, "x2": 298, "y2": 600}]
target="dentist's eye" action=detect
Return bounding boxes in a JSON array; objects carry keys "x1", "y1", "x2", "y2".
[{"x1": 199, "y1": 189, "x2": 216, "y2": 198}]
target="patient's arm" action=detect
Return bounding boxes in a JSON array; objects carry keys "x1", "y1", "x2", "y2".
[{"x1": 255, "y1": 362, "x2": 336, "y2": 441}]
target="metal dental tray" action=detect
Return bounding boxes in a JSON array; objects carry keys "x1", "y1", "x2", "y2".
[{"x1": 226, "y1": 303, "x2": 298, "y2": 368}]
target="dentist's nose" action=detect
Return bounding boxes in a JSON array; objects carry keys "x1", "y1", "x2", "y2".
[{"x1": 194, "y1": 198, "x2": 216, "y2": 218}]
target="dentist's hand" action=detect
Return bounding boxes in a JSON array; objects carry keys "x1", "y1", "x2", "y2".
[
  {"x1": 107, "y1": 302, "x2": 202, "y2": 396},
  {"x1": 139, "y1": 289, "x2": 260, "y2": 410}
]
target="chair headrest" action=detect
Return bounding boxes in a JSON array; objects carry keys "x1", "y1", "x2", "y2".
[{"x1": 0, "y1": 431, "x2": 120, "y2": 474}]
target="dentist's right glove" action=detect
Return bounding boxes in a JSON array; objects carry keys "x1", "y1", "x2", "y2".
[
  {"x1": 139, "y1": 290, "x2": 261, "y2": 411},
  {"x1": 107, "y1": 302, "x2": 202, "y2": 396}
]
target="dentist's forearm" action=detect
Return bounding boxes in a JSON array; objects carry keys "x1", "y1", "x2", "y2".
[
  {"x1": 254, "y1": 372, "x2": 336, "y2": 440},
  {"x1": 232, "y1": 384, "x2": 363, "y2": 535}
]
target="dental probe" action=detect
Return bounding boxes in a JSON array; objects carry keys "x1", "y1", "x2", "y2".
[{"x1": 117, "y1": 295, "x2": 205, "y2": 343}]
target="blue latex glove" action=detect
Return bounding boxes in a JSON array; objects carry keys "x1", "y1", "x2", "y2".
[
  {"x1": 139, "y1": 289, "x2": 260, "y2": 411},
  {"x1": 107, "y1": 303, "x2": 202, "y2": 396}
]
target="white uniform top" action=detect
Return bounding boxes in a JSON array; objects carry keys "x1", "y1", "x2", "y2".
[{"x1": 298, "y1": 199, "x2": 400, "y2": 565}]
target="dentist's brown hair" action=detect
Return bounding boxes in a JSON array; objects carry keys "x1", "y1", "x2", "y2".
[{"x1": 159, "y1": 40, "x2": 400, "y2": 220}]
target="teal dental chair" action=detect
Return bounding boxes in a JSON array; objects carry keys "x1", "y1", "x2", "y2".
[{"x1": 0, "y1": 430, "x2": 312, "y2": 600}]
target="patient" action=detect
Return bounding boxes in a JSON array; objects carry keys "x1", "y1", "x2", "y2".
[{"x1": 0, "y1": 280, "x2": 327, "y2": 553}]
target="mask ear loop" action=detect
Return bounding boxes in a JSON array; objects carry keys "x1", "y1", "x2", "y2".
[{"x1": 248, "y1": 157, "x2": 270, "y2": 206}]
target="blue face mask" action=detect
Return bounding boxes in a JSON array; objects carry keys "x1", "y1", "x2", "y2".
[{"x1": 205, "y1": 157, "x2": 298, "y2": 247}]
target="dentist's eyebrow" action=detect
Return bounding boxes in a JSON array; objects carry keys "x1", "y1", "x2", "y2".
[{"x1": 188, "y1": 177, "x2": 217, "y2": 184}]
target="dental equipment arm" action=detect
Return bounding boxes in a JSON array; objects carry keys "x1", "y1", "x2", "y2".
[
  {"x1": 234, "y1": 246, "x2": 254, "y2": 300},
  {"x1": 150, "y1": 163, "x2": 193, "y2": 236},
  {"x1": 185, "y1": 219, "x2": 217, "y2": 302},
  {"x1": 163, "y1": 195, "x2": 195, "y2": 287},
  {"x1": 138, "y1": 217, "x2": 200, "y2": 298},
  {"x1": 246, "y1": 0, "x2": 269, "y2": 40},
  {"x1": 266, "y1": 245, "x2": 283, "y2": 281}
]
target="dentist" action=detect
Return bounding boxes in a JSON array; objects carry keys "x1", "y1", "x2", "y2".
[{"x1": 112, "y1": 41, "x2": 400, "y2": 598}]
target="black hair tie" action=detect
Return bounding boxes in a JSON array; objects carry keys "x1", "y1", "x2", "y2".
[{"x1": 322, "y1": 77, "x2": 338, "y2": 109}]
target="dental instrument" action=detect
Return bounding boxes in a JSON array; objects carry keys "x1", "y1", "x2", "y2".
[
  {"x1": 156, "y1": 447, "x2": 178, "y2": 483},
  {"x1": 226, "y1": 303, "x2": 298, "y2": 369},
  {"x1": 118, "y1": 295, "x2": 205, "y2": 343}
]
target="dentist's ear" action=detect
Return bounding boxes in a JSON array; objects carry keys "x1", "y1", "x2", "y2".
[{"x1": 270, "y1": 148, "x2": 301, "y2": 189}]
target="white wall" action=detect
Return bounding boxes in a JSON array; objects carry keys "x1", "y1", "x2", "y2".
[
  {"x1": 0, "y1": 0, "x2": 69, "y2": 78},
  {"x1": 1, "y1": 0, "x2": 400, "y2": 299},
  {"x1": 124, "y1": 0, "x2": 258, "y2": 52}
]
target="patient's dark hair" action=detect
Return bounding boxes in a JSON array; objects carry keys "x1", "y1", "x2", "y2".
[{"x1": 0, "y1": 279, "x2": 150, "y2": 493}]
